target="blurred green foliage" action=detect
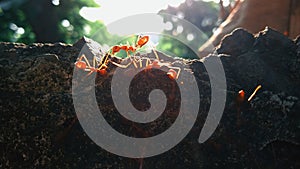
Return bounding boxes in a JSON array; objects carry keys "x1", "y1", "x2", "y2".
[
  {"x1": 0, "y1": 0, "x2": 115, "y2": 44},
  {"x1": 0, "y1": 0, "x2": 225, "y2": 59}
]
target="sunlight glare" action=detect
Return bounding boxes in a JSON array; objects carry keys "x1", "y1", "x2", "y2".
[
  {"x1": 81, "y1": 0, "x2": 187, "y2": 23},
  {"x1": 9, "y1": 23, "x2": 18, "y2": 31},
  {"x1": 61, "y1": 19, "x2": 70, "y2": 27},
  {"x1": 52, "y1": 0, "x2": 60, "y2": 6},
  {"x1": 202, "y1": 0, "x2": 230, "y2": 6},
  {"x1": 165, "y1": 21, "x2": 173, "y2": 31},
  {"x1": 16, "y1": 27, "x2": 25, "y2": 35},
  {"x1": 176, "y1": 12, "x2": 184, "y2": 19},
  {"x1": 187, "y1": 33, "x2": 194, "y2": 41},
  {"x1": 176, "y1": 25, "x2": 183, "y2": 34}
]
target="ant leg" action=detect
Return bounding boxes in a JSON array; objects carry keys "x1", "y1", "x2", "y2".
[
  {"x1": 77, "y1": 54, "x2": 86, "y2": 62},
  {"x1": 145, "y1": 58, "x2": 152, "y2": 67},
  {"x1": 168, "y1": 66, "x2": 181, "y2": 79},
  {"x1": 127, "y1": 52, "x2": 138, "y2": 68},
  {"x1": 86, "y1": 70, "x2": 94, "y2": 76},
  {"x1": 110, "y1": 60, "x2": 133, "y2": 69},
  {"x1": 92, "y1": 55, "x2": 99, "y2": 68},
  {"x1": 98, "y1": 63, "x2": 108, "y2": 70},
  {"x1": 132, "y1": 57, "x2": 138, "y2": 68},
  {"x1": 247, "y1": 85, "x2": 262, "y2": 102},
  {"x1": 132, "y1": 56, "x2": 143, "y2": 68},
  {"x1": 138, "y1": 57, "x2": 143, "y2": 68},
  {"x1": 78, "y1": 54, "x2": 92, "y2": 68},
  {"x1": 97, "y1": 54, "x2": 109, "y2": 70},
  {"x1": 135, "y1": 35, "x2": 141, "y2": 47},
  {"x1": 151, "y1": 47, "x2": 160, "y2": 60}
]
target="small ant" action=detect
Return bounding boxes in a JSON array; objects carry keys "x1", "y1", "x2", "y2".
[
  {"x1": 236, "y1": 85, "x2": 262, "y2": 104},
  {"x1": 74, "y1": 35, "x2": 181, "y2": 79},
  {"x1": 235, "y1": 85, "x2": 262, "y2": 126}
]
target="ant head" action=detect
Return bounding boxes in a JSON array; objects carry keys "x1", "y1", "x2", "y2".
[
  {"x1": 167, "y1": 69, "x2": 177, "y2": 80},
  {"x1": 75, "y1": 61, "x2": 87, "y2": 69},
  {"x1": 237, "y1": 90, "x2": 245, "y2": 103},
  {"x1": 238, "y1": 90, "x2": 245, "y2": 98},
  {"x1": 137, "y1": 35, "x2": 149, "y2": 47},
  {"x1": 98, "y1": 69, "x2": 107, "y2": 75},
  {"x1": 112, "y1": 46, "x2": 121, "y2": 54}
]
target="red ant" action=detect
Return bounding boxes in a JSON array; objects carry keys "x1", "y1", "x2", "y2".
[
  {"x1": 235, "y1": 85, "x2": 262, "y2": 126},
  {"x1": 111, "y1": 35, "x2": 149, "y2": 55},
  {"x1": 74, "y1": 35, "x2": 181, "y2": 79},
  {"x1": 236, "y1": 85, "x2": 262, "y2": 104}
]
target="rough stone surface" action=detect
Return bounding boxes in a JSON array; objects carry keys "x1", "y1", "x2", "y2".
[
  {"x1": 0, "y1": 28, "x2": 299, "y2": 169},
  {"x1": 216, "y1": 28, "x2": 255, "y2": 56}
]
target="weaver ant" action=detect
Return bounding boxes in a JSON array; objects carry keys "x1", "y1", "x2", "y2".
[
  {"x1": 235, "y1": 85, "x2": 262, "y2": 126},
  {"x1": 75, "y1": 35, "x2": 181, "y2": 79},
  {"x1": 236, "y1": 85, "x2": 262, "y2": 104}
]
